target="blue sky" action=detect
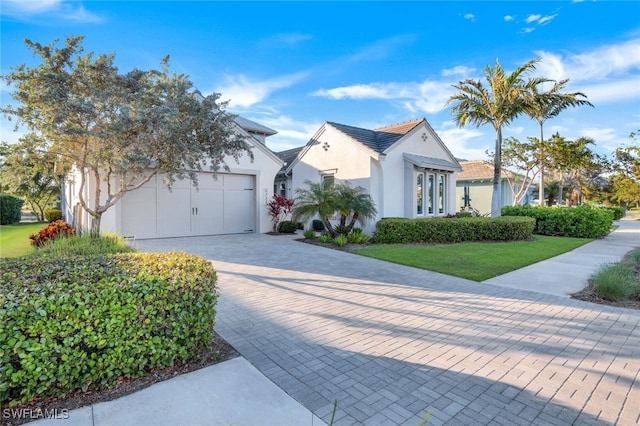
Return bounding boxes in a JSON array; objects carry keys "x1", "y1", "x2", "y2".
[{"x1": 1, "y1": 1, "x2": 639, "y2": 160}]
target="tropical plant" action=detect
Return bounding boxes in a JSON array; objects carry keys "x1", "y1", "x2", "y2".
[
  {"x1": 447, "y1": 58, "x2": 543, "y2": 217},
  {"x1": 1, "y1": 36, "x2": 251, "y2": 235},
  {"x1": 523, "y1": 79, "x2": 593, "y2": 205},
  {"x1": 266, "y1": 194, "x2": 294, "y2": 232},
  {"x1": 292, "y1": 180, "x2": 377, "y2": 238}
]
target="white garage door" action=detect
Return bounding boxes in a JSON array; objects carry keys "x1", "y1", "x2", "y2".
[{"x1": 120, "y1": 173, "x2": 255, "y2": 239}]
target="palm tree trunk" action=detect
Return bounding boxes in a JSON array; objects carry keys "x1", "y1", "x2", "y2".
[
  {"x1": 491, "y1": 127, "x2": 503, "y2": 218},
  {"x1": 538, "y1": 122, "x2": 545, "y2": 205}
]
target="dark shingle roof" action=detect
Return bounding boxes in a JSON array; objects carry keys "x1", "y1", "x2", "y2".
[
  {"x1": 327, "y1": 118, "x2": 423, "y2": 153},
  {"x1": 275, "y1": 146, "x2": 304, "y2": 175},
  {"x1": 234, "y1": 116, "x2": 277, "y2": 136}
]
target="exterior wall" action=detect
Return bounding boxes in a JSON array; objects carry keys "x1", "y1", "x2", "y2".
[
  {"x1": 384, "y1": 124, "x2": 459, "y2": 218},
  {"x1": 65, "y1": 138, "x2": 282, "y2": 236}
]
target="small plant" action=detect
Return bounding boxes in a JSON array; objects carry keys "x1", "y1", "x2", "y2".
[
  {"x1": 29, "y1": 219, "x2": 75, "y2": 247},
  {"x1": 333, "y1": 234, "x2": 348, "y2": 247},
  {"x1": 319, "y1": 232, "x2": 333, "y2": 243},
  {"x1": 36, "y1": 233, "x2": 136, "y2": 256},
  {"x1": 44, "y1": 208, "x2": 62, "y2": 222},
  {"x1": 589, "y1": 249, "x2": 640, "y2": 301},
  {"x1": 278, "y1": 220, "x2": 298, "y2": 234},
  {"x1": 303, "y1": 230, "x2": 315, "y2": 239},
  {"x1": 347, "y1": 228, "x2": 371, "y2": 244},
  {"x1": 267, "y1": 194, "x2": 294, "y2": 232},
  {"x1": 312, "y1": 219, "x2": 326, "y2": 232}
]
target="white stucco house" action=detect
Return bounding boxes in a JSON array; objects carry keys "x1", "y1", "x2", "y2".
[
  {"x1": 456, "y1": 160, "x2": 535, "y2": 215},
  {"x1": 276, "y1": 118, "x2": 462, "y2": 233},
  {"x1": 63, "y1": 116, "x2": 283, "y2": 239}
]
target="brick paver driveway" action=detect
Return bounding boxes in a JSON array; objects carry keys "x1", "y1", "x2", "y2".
[{"x1": 137, "y1": 234, "x2": 640, "y2": 425}]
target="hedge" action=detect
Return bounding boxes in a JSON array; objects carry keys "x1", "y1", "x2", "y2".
[
  {"x1": 277, "y1": 220, "x2": 298, "y2": 233},
  {"x1": 0, "y1": 251, "x2": 217, "y2": 406},
  {"x1": 44, "y1": 209, "x2": 63, "y2": 222},
  {"x1": 0, "y1": 194, "x2": 24, "y2": 225},
  {"x1": 374, "y1": 216, "x2": 535, "y2": 244},
  {"x1": 501, "y1": 205, "x2": 613, "y2": 238},
  {"x1": 604, "y1": 206, "x2": 625, "y2": 220}
]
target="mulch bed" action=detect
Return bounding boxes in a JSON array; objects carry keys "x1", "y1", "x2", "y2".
[
  {"x1": 1, "y1": 331, "x2": 239, "y2": 426},
  {"x1": 570, "y1": 287, "x2": 640, "y2": 311}
]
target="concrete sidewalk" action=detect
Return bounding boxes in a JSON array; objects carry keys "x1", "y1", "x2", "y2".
[{"x1": 483, "y1": 218, "x2": 640, "y2": 297}]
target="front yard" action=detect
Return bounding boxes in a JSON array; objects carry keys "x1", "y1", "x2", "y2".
[{"x1": 353, "y1": 235, "x2": 592, "y2": 281}]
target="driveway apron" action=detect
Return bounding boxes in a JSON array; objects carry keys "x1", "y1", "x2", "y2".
[{"x1": 136, "y1": 234, "x2": 640, "y2": 426}]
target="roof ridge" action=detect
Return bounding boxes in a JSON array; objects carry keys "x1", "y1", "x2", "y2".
[{"x1": 374, "y1": 118, "x2": 423, "y2": 132}]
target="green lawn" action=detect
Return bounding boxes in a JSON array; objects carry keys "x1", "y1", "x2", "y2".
[
  {"x1": 0, "y1": 222, "x2": 46, "y2": 258},
  {"x1": 355, "y1": 235, "x2": 592, "y2": 281}
]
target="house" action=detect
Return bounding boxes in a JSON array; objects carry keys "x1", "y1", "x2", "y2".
[
  {"x1": 277, "y1": 118, "x2": 461, "y2": 233},
  {"x1": 63, "y1": 116, "x2": 283, "y2": 239},
  {"x1": 455, "y1": 160, "x2": 534, "y2": 215}
]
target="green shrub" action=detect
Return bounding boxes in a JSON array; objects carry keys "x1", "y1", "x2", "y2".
[
  {"x1": 589, "y1": 263, "x2": 638, "y2": 301},
  {"x1": 303, "y1": 230, "x2": 315, "y2": 239},
  {"x1": 0, "y1": 194, "x2": 24, "y2": 225},
  {"x1": 457, "y1": 211, "x2": 473, "y2": 218},
  {"x1": 501, "y1": 205, "x2": 613, "y2": 238},
  {"x1": 374, "y1": 216, "x2": 535, "y2": 244},
  {"x1": 277, "y1": 220, "x2": 298, "y2": 233},
  {"x1": 312, "y1": 220, "x2": 325, "y2": 232},
  {"x1": 36, "y1": 233, "x2": 135, "y2": 256},
  {"x1": 347, "y1": 228, "x2": 371, "y2": 244},
  {"x1": 604, "y1": 206, "x2": 625, "y2": 220},
  {"x1": 29, "y1": 220, "x2": 76, "y2": 247},
  {"x1": 0, "y1": 251, "x2": 217, "y2": 406},
  {"x1": 319, "y1": 232, "x2": 333, "y2": 243},
  {"x1": 333, "y1": 234, "x2": 348, "y2": 247},
  {"x1": 44, "y1": 209, "x2": 62, "y2": 222}
]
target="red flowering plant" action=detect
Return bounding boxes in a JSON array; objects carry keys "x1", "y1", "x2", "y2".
[
  {"x1": 29, "y1": 219, "x2": 76, "y2": 247},
  {"x1": 267, "y1": 194, "x2": 294, "y2": 232}
]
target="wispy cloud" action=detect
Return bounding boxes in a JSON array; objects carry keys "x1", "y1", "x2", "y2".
[
  {"x1": 441, "y1": 66, "x2": 475, "y2": 77},
  {"x1": 346, "y1": 34, "x2": 417, "y2": 63},
  {"x1": 313, "y1": 79, "x2": 456, "y2": 115},
  {"x1": 464, "y1": 14, "x2": 475, "y2": 22},
  {"x1": 258, "y1": 33, "x2": 313, "y2": 48},
  {"x1": 504, "y1": 15, "x2": 515, "y2": 22},
  {"x1": 214, "y1": 71, "x2": 310, "y2": 108},
  {"x1": 1, "y1": 0, "x2": 103, "y2": 23}
]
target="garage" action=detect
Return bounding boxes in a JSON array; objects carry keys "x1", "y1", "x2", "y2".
[{"x1": 119, "y1": 172, "x2": 256, "y2": 239}]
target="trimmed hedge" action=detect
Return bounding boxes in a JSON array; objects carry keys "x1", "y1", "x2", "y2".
[
  {"x1": 0, "y1": 194, "x2": 24, "y2": 225},
  {"x1": 44, "y1": 209, "x2": 63, "y2": 222},
  {"x1": 501, "y1": 205, "x2": 613, "y2": 238},
  {"x1": 0, "y1": 251, "x2": 217, "y2": 406},
  {"x1": 374, "y1": 216, "x2": 535, "y2": 244},
  {"x1": 277, "y1": 220, "x2": 298, "y2": 233},
  {"x1": 604, "y1": 206, "x2": 625, "y2": 220}
]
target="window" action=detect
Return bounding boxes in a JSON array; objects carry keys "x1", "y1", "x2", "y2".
[
  {"x1": 416, "y1": 174, "x2": 424, "y2": 215},
  {"x1": 438, "y1": 175, "x2": 445, "y2": 214},
  {"x1": 427, "y1": 174, "x2": 434, "y2": 215},
  {"x1": 322, "y1": 174, "x2": 335, "y2": 186}
]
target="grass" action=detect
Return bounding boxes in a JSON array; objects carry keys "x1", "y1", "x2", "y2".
[
  {"x1": 355, "y1": 235, "x2": 592, "y2": 281},
  {"x1": 36, "y1": 233, "x2": 136, "y2": 256},
  {"x1": 0, "y1": 222, "x2": 47, "y2": 258},
  {"x1": 589, "y1": 248, "x2": 640, "y2": 301}
]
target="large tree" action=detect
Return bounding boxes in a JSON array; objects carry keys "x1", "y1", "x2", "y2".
[
  {"x1": 523, "y1": 79, "x2": 593, "y2": 205},
  {"x1": 447, "y1": 58, "x2": 543, "y2": 217},
  {"x1": 501, "y1": 136, "x2": 542, "y2": 205},
  {"x1": 1, "y1": 36, "x2": 252, "y2": 235}
]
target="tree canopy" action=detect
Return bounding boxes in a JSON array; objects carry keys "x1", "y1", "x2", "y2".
[{"x1": 1, "y1": 36, "x2": 252, "y2": 234}]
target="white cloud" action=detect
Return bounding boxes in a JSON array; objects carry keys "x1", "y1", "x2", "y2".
[
  {"x1": 313, "y1": 79, "x2": 456, "y2": 114},
  {"x1": 235, "y1": 109, "x2": 321, "y2": 151},
  {"x1": 535, "y1": 38, "x2": 640, "y2": 82},
  {"x1": 1, "y1": 0, "x2": 102, "y2": 23},
  {"x1": 215, "y1": 71, "x2": 309, "y2": 108},
  {"x1": 464, "y1": 14, "x2": 475, "y2": 21},
  {"x1": 504, "y1": 15, "x2": 515, "y2": 22},
  {"x1": 259, "y1": 33, "x2": 313, "y2": 48},
  {"x1": 525, "y1": 14, "x2": 541, "y2": 24},
  {"x1": 437, "y1": 126, "x2": 490, "y2": 160},
  {"x1": 441, "y1": 66, "x2": 475, "y2": 77},
  {"x1": 347, "y1": 34, "x2": 417, "y2": 63},
  {"x1": 537, "y1": 14, "x2": 558, "y2": 25}
]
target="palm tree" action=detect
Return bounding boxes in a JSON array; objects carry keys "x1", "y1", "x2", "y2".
[
  {"x1": 447, "y1": 58, "x2": 543, "y2": 217},
  {"x1": 292, "y1": 179, "x2": 377, "y2": 237},
  {"x1": 334, "y1": 182, "x2": 377, "y2": 235},
  {"x1": 524, "y1": 79, "x2": 593, "y2": 205}
]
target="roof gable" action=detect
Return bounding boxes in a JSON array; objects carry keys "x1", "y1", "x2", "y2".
[
  {"x1": 458, "y1": 160, "x2": 518, "y2": 181},
  {"x1": 327, "y1": 118, "x2": 423, "y2": 154}
]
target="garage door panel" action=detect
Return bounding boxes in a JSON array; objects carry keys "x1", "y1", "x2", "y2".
[
  {"x1": 192, "y1": 189, "x2": 224, "y2": 236},
  {"x1": 224, "y1": 174, "x2": 254, "y2": 190},
  {"x1": 157, "y1": 187, "x2": 191, "y2": 237},
  {"x1": 196, "y1": 173, "x2": 224, "y2": 190},
  {"x1": 120, "y1": 187, "x2": 157, "y2": 239},
  {"x1": 224, "y1": 189, "x2": 255, "y2": 233}
]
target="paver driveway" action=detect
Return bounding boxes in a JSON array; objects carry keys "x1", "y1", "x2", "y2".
[{"x1": 136, "y1": 234, "x2": 640, "y2": 425}]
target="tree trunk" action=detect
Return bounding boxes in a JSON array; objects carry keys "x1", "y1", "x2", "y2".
[
  {"x1": 538, "y1": 122, "x2": 545, "y2": 205},
  {"x1": 491, "y1": 127, "x2": 503, "y2": 218},
  {"x1": 322, "y1": 217, "x2": 336, "y2": 238},
  {"x1": 90, "y1": 213, "x2": 101, "y2": 237}
]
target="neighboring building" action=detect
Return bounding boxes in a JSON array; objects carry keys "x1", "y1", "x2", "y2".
[
  {"x1": 63, "y1": 116, "x2": 283, "y2": 239},
  {"x1": 455, "y1": 160, "x2": 534, "y2": 215},
  {"x1": 278, "y1": 118, "x2": 461, "y2": 233}
]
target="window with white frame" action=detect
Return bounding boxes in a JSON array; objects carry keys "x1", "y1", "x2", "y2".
[{"x1": 415, "y1": 171, "x2": 447, "y2": 217}]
